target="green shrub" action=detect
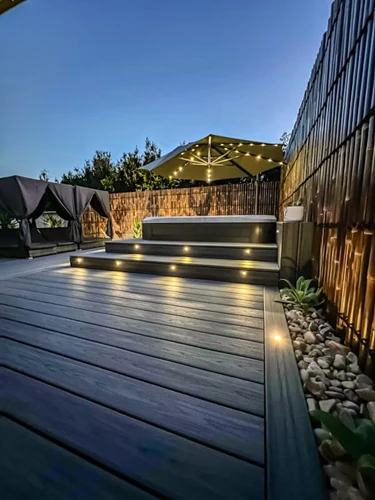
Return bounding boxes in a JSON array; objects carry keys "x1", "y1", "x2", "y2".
[
  {"x1": 312, "y1": 410, "x2": 375, "y2": 480},
  {"x1": 0, "y1": 211, "x2": 17, "y2": 229},
  {"x1": 279, "y1": 276, "x2": 324, "y2": 312}
]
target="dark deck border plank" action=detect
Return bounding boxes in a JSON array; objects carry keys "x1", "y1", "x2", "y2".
[
  {"x1": 8, "y1": 277, "x2": 263, "y2": 326},
  {"x1": 0, "y1": 319, "x2": 263, "y2": 411},
  {"x1": 0, "y1": 308, "x2": 263, "y2": 380},
  {"x1": 15, "y1": 273, "x2": 264, "y2": 315},
  {"x1": 0, "y1": 417, "x2": 155, "y2": 500},
  {"x1": 1, "y1": 369, "x2": 264, "y2": 500},
  {"x1": 264, "y1": 288, "x2": 327, "y2": 500},
  {"x1": 1, "y1": 339, "x2": 264, "y2": 463},
  {"x1": 0, "y1": 285, "x2": 263, "y2": 336}
]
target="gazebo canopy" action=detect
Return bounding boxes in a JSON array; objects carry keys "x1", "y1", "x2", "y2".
[
  {"x1": 142, "y1": 134, "x2": 285, "y2": 182},
  {"x1": 0, "y1": 175, "x2": 112, "y2": 247}
]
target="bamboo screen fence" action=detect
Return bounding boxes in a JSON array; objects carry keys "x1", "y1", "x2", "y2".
[
  {"x1": 280, "y1": 0, "x2": 375, "y2": 372},
  {"x1": 82, "y1": 181, "x2": 279, "y2": 239}
]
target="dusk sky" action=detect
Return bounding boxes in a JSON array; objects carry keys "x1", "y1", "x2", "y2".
[{"x1": 0, "y1": 0, "x2": 332, "y2": 180}]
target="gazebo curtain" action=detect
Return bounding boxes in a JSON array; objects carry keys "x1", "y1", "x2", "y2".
[{"x1": 0, "y1": 176, "x2": 113, "y2": 247}]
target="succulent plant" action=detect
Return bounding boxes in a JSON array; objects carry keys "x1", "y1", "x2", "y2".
[
  {"x1": 279, "y1": 276, "x2": 324, "y2": 312},
  {"x1": 312, "y1": 410, "x2": 375, "y2": 481}
]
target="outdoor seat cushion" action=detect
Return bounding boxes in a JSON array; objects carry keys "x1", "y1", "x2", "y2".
[{"x1": 39, "y1": 227, "x2": 73, "y2": 244}]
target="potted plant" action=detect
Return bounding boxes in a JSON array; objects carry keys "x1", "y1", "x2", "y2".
[{"x1": 284, "y1": 197, "x2": 304, "y2": 222}]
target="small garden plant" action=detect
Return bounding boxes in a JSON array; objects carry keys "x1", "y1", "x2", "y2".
[
  {"x1": 43, "y1": 213, "x2": 63, "y2": 228},
  {"x1": 0, "y1": 211, "x2": 17, "y2": 229},
  {"x1": 312, "y1": 410, "x2": 375, "y2": 482},
  {"x1": 132, "y1": 217, "x2": 142, "y2": 238},
  {"x1": 279, "y1": 276, "x2": 324, "y2": 313}
]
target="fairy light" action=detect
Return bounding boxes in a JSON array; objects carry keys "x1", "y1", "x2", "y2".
[
  {"x1": 268, "y1": 158, "x2": 272, "y2": 162},
  {"x1": 179, "y1": 166, "x2": 183, "y2": 171},
  {"x1": 174, "y1": 171, "x2": 178, "y2": 176},
  {"x1": 257, "y1": 155, "x2": 261, "y2": 160},
  {"x1": 250, "y1": 143, "x2": 254, "y2": 146},
  {"x1": 261, "y1": 143, "x2": 265, "y2": 147},
  {"x1": 169, "y1": 175, "x2": 172, "y2": 179}
]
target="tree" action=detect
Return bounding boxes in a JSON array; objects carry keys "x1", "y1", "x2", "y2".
[
  {"x1": 280, "y1": 131, "x2": 291, "y2": 153},
  {"x1": 39, "y1": 169, "x2": 49, "y2": 182},
  {"x1": 61, "y1": 151, "x2": 116, "y2": 190}
]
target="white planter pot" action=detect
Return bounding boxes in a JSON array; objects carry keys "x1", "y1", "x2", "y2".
[{"x1": 284, "y1": 205, "x2": 304, "y2": 222}]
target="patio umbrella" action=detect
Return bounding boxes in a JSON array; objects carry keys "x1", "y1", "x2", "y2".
[{"x1": 141, "y1": 134, "x2": 285, "y2": 183}]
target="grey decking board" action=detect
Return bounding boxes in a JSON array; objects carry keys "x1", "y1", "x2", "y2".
[
  {"x1": 0, "y1": 321, "x2": 264, "y2": 411},
  {"x1": 1, "y1": 369, "x2": 264, "y2": 500},
  {"x1": 0, "y1": 285, "x2": 264, "y2": 335},
  {"x1": 14, "y1": 273, "x2": 265, "y2": 314},
  {"x1": 107, "y1": 239, "x2": 278, "y2": 249},
  {"x1": 0, "y1": 418, "x2": 155, "y2": 500},
  {"x1": 1, "y1": 339, "x2": 264, "y2": 462},
  {"x1": 8, "y1": 278, "x2": 264, "y2": 326},
  {"x1": 0, "y1": 307, "x2": 263, "y2": 381},
  {"x1": 55, "y1": 267, "x2": 266, "y2": 296},
  {"x1": 264, "y1": 288, "x2": 327, "y2": 500}
]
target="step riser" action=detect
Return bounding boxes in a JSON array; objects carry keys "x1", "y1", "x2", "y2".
[
  {"x1": 71, "y1": 257, "x2": 279, "y2": 286},
  {"x1": 106, "y1": 243, "x2": 277, "y2": 262}
]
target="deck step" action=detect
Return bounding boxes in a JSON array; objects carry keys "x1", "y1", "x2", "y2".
[
  {"x1": 106, "y1": 240, "x2": 278, "y2": 262},
  {"x1": 70, "y1": 252, "x2": 279, "y2": 286}
]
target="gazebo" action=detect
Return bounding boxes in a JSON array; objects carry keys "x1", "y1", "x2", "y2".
[{"x1": 0, "y1": 175, "x2": 112, "y2": 258}]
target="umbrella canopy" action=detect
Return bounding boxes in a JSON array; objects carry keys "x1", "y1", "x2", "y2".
[{"x1": 142, "y1": 134, "x2": 285, "y2": 182}]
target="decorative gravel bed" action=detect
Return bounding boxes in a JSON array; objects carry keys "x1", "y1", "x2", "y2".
[{"x1": 282, "y1": 290, "x2": 375, "y2": 500}]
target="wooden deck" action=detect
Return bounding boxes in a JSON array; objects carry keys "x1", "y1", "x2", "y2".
[{"x1": 0, "y1": 257, "x2": 266, "y2": 499}]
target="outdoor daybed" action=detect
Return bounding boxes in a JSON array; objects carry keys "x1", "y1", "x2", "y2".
[{"x1": 0, "y1": 176, "x2": 113, "y2": 258}]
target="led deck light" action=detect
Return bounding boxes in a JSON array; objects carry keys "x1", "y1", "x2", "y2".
[
  {"x1": 76, "y1": 258, "x2": 83, "y2": 263},
  {"x1": 245, "y1": 249, "x2": 251, "y2": 254},
  {"x1": 241, "y1": 270, "x2": 248, "y2": 276},
  {"x1": 183, "y1": 246, "x2": 190, "y2": 252},
  {"x1": 134, "y1": 244, "x2": 140, "y2": 250},
  {"x1": 170, "y1": 265, "x2": 176, "y2": 271},
  {"x1": 116, "y1": 260, "x2": 121, "y2": 266}
]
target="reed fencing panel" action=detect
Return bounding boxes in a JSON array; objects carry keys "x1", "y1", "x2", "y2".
[
  {"x1": 82, "y1": 181, "x2": 279, "y2": 239},
  {"x1": 280, "y1": 0, "x2": 375, "y2": 372}
]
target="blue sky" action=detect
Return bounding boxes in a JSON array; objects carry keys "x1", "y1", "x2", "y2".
[{"x1": 0, "y1": 0, "x2": 332, "y2": 179}]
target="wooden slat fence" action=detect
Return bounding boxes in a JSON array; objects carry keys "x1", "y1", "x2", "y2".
[
  {"x1": 280, "y1": 0, "x2": 375, "y2": 373},
  {"x1": 82, "y1": 181, "x2": 279, "y2": 239}
]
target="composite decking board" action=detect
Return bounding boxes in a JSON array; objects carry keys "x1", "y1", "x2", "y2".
[
  {"x1": 1, "y1": 339, "x2": 264, "y2": 462},
  {"x1": 0, "y1": 311, "x2": 263, "y2": 383},
  {"x1": 1, "y1": 369, "x2": 264, "y2": 500},
  {"x1": 264, "y1": 288, "x2": 326, "y2": 500},
  {"x1": 0, "y1": 418, "x2": 155, "y2": 500},
  {"x1": 73, "y1": 251, "x2": 279, "y2": 271},
  {"x1": 8, "y1": 277, "x2": 263, "y2": 326},
  {"x1": 0, "y1": 296, "x2": 264, "y2": 359},
  {"x1": 0, "y1": 324, "x2": 264, "y2": 412},
  {"x1": 0, "y1": 285, "x2": 264, "y2": 335},
  {"x1": 14, "y1": 273, "x2": 264, "y2": 315},
  {"x1": 54, "y1": 267, "x2": 266, "y2": 296}
]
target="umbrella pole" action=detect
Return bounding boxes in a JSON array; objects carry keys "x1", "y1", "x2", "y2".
[{"x1": 255, "y1": 174, "x2": 260, "y2": 214}]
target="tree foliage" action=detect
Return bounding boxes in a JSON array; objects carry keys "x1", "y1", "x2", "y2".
[{"x1": 58, "y1": 137, "x2": 280, "y2": 192}]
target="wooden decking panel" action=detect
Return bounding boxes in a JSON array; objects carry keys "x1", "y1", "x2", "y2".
[{"x1": 0, "y1": 264, "x2": 266, "y2": 499}]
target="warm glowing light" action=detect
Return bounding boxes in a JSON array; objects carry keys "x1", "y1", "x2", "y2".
[
  {"x1": 245, "y1": 249, "x2": 251, "y2": 254},
  {"x1": 190, "y1": 157, "x2": 194, "y2": 160},
  {"x1": 195, "y1": 144, "x2": 199, "y2": 147},
  {"x1": 274, "y1": 334, "x2": 282, "y2": 342},
  {"x1": 268, "y1": 158, "x2": 272, "y2": 162},
  {"x1": 250, "y1": 143, "x2": 254, "y2": 146},
  {"x1": 279, "y1": 162, "x2": 283, "y2": 165},
  {"x1": 238, "y1": 143, "x2": 243, "y2": 146},
  {"x1": 169, "y1": 176, "x2": 172, "y2": 179},
  {"x1": 170, "y1": 265, "x2": 176, "y2": 271},
  {"x1": 274, "y1": 144, "x2": 278, "y2": 147},
  {"x1": 240, "y1": 270, "x2": 248, "y2": 276},
  {"x1": 245, "y1": 152, "x2": 250, "y2": 156},
  {"x1": 192, "y1": 149, "x2": 195, "y2": 152},
  {"x1": 183, "y1": 246, "x2": 190, "y2": 252},
  {"x1": 197, "y1": 152, "x2": 200, "y2": 156},
  {"x1": 261, "y1": 143, "x2": 265, "y2": 147},
  {"x1": 224, "y1": 147, "x2": 228, "y2": 151},
  {"x1": 174, "y1": 171, "x2": 178, "y2": 175},
  {"x1": 179, "y1": 167, "x2": 183, "y2": 171},
  {"x1": 116, "y1": 260, "x2": 121, "y2": 266},
  {"x1": 134, "y1": 244, "x2": 140, "y2": 250},
  {"x1": 220, "y1": 143, "x2": 224, "y2": 146},
  {"x1": 76, "y1": 258, "x2": 83, "y2": 264},
  {"x1": 257, "y1": 155, "x2": 261, "y2": 160},
  {"x1": 229, "y1": 143, "x2": 233, "y2": 146}
]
